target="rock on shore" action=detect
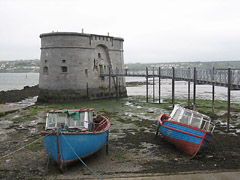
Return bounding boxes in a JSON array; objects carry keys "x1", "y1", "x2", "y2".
[{"x1": 0, "y1": 85, "x2": 40, "y2": 104}]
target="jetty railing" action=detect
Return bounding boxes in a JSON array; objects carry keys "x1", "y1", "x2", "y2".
[
  {"x1": 100, "y1": 67, "x2": 240, "y2": 89},
  {"x1": 100, "y1": 67, "x2": 240, "y2": 132}
]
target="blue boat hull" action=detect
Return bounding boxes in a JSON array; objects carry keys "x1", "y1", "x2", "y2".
[
  {"x1": 157, "y1": 114, "x2": 212, "y2": 157},
  {"x1": 43, "y1": 131, "x2": 109, "y2": 164}
]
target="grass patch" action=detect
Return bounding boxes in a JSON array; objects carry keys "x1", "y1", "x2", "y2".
[
  {"x1": 28, "y1": 106, "x2": 49, "y2": 116},
  {"x1": 116, "y1": 152, "x2": 127, "y2": 159},
  {"x1": 26, "y1": 138, "x2": 43, "y2": 151},
  {"x1": 41, "y1": 98, "x2": 130, "y2": 114},
  {"x1": 13, "y1": 116, "x2": 36, "y2": 122},
  {"x1": 98, "y1": 85, "x2": 108, "y2": 91}
]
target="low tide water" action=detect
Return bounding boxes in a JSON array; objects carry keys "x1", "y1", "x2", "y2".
[
  {"x1": 0, "y1": 73, "x2": 240, "y2": 103},
  {"x1": 0, "y1": 73, "x2": 39, "y2": 91},
  {"x1": 126, "y1": 77, "x2": 240, "y2": 103}
]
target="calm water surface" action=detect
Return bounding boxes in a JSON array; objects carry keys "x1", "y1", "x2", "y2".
[
  {"x1": 0, "y1": 73, "x2": 39, "y2": 91},
  {"x1": 0, "y1": 73, "x2": 239, "y2": 103}
]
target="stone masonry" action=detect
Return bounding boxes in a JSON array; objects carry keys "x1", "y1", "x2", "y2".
[{"x1": 38, "y1": 32, "x2": 127, "y2": 102}]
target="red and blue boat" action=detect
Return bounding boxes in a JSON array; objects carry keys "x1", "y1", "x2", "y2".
[
  {"x1": 156, "y1": 105, "x2": 215, "y2": 158},
  {"x1": 41, "y1": 108, "x2": 110, "y2": 170}
]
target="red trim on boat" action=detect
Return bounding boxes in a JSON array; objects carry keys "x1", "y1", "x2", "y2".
[
  {"x1": 158, "y1": 114, "x2": 212, "y2": 142},
  {"x1": 159, "y1": 114, "x2": 211, "y2": 135},
  {"x1": 46, "y1": 108, "x2": 94, "y2": 113},
  {"x1": 162, "y1": 134, "x2": 200, "y2": 156},
  {"x1": 41, "y1": 116, "x2": 110, "y2": 136},
  {"x1": 191, "y1": 131, "x2": 207, "y2": 158},
  {"x1": 165, "y1": 120, "x2": 212, "y2": 135},
  {"x1": 158, "y1": 113, "x2": 212, "y2": 157},
  {"x1": 158, "y1": 114, "x2": 169, "y2": 125},
  {"x1": 160, "y1": 122, "x2": 210, "y2": 142}
]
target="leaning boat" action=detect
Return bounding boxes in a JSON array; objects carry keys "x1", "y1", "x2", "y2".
[
  {"x1": 156, "y1": 105, "x2": 215, "y2": 158},
  {"x1": 41, "y1": 108, "x2": 110, "y2": 170}
]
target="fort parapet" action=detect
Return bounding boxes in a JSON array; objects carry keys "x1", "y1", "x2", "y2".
[{"x1": 38, "y1": 32, "x2": 127, "y2": 102}]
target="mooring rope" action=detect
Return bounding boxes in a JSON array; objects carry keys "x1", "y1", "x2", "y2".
[
  {"x1": 60, "y1": 131, "x2": 103, "y2": 180},
  {"x1": 0, "y1": 135, "x2": 43, "y2": 161}
]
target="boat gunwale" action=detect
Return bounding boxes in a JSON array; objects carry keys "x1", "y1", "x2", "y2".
[
  {"x1": 158, "y1": 114, "x2": 212, "y2": 140},
  {"x1": 41, "y1": 115, "x2": 110, "y2": 136}
]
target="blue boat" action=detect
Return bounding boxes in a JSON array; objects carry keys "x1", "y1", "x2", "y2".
[
  {"x1": 41, "y1": 108, "x2": 110, "y2": 170},
  {"x1": 156, "y1": 105, "x2": 215, "y2": 158}
]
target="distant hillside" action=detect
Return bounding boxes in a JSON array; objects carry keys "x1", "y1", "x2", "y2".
[
  {"x1": 0, "y1": 59, "x2": 240, "y2": 73},
  {"x1": 126, "y1": 61, "x2": 240, "y2": 70},
  {"x1": 0, "y1": 59, "x2": 40, "y2": 73}
]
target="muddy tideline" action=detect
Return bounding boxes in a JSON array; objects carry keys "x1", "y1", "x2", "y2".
[{"x1": 0, "y1": 96, "x2": 240, "y2": 179}]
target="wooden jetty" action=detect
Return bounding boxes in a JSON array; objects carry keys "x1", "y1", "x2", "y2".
[
  {"x1": 101, "y1": 67, "x2": 240, "y2": 89},
  {"x1": 100, "y1": 67, "x2": 240, "y2": 132}
]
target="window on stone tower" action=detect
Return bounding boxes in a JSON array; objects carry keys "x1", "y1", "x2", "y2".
[
  {"x1": 61, "y1": 66, "x2": 67, "y2": 73},
  {"x1": 98, "y1": 53, "x2": 101, "y2": 58},
  {"x1": 62, "y1": 60, "x2": 66, "y2": 63},
  {"x1": 43, "y1": 66, "x2": 48, "y2": 75},
  {"x1": 85, "y1": 69, "x2": 88, "y2": 77}
]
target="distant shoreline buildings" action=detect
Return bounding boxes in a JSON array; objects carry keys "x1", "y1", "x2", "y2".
[{"x1": 0, "y1": 59, "x2": 40, "y2": 73}]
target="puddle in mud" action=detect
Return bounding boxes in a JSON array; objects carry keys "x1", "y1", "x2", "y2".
[
  {"x1": 139, "y1": 142, "x2": 158, "y2": 155},
  {"x1": 5, "y1": 96, "x2": 38, "y2": 109}
]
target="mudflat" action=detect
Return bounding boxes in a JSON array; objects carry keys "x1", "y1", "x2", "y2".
[{"x1": 0, "y1": 96, "x2": 240, "y2": 179}]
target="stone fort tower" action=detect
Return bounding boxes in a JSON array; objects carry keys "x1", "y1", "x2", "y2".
[{"x1": 38, "y1": 32, "x2": 127, "y2": 102}]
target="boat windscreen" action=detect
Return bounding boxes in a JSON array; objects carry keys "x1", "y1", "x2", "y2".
[
  {"x1": 45, "y1": 110, "x2": 95, "y2": 130},
  {"x1": 88, "y1": 111, "x2": 93, "y2": 123},
  {"x1": 169, "y1": 105, "x2": 214, "y2": 132},
  {"x1": 190, "y1": 114, "x2": 202, "y2": 128},
  {"x1": 56, "y1": 113, "x2": 67, "y2": 127},
  {"x1": 171, "y1": 108, "x2": 182, "y2": 122},
  {"x1": 46, "y1": 113, "x2": 68, "y2": 129},
  {"x1": 181, "y1": 111, "x2": 192, "y2": 125},
  {"x1": 46, "y1": 113, "x2": 57, "y2": 128}
]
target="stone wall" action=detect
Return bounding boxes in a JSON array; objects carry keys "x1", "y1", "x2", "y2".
[{"x1": 38, "y1": 32, "x2": 127, "y2": 102}]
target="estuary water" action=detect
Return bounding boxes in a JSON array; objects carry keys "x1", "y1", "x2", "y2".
[
  {"x1": 0, "y1": 73, "x2": 39, "y2": 91},
  {"x1": 126, "y1": 77, "x2": 240, "y2": 103},
  {"x1": 0, "y1": 73, "x2": 239, "y2": 103}
]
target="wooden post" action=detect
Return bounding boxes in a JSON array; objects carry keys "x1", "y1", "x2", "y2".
[
  {"x1": 153, "y1": 67, "x2": 155, "y2": 103},
  {"x1": 172, "y1": 67, "x2": 175, "y2": 108},
  {"x1": 108, "y1": 66, "x2": 111, "y2": 99},
  {"x1": 212, "y1": 67, "x2": 215, "y2": 114},
  {"x1": 116, "y1": 76, "x2": 119, "y2": 99},
  {"x1": 193, "y1": 67, "x2": 196, "y2": 110},
  {"x1": 86, "y1": 82, "x2": 89, "y2": 99},
  {"x1": 146, "y1": 67, "x2": 148, "y2": 103},
  {"x1": 116, "y1": 67, "x2": 119, "y2": 99},
  {"x1": 158, "y1": 67, "x2": 161, "y2": 104},
  {"x1": 118, "y1": 78, "x2": 121, "y2": 97},
  {"x1": 227, "y1": 68, "x2": 231, "y2": 132},
  {"x1": 106, "y1": 131, "x2": 109, "y2": 154},
  {"x1": 188, "y1": 67, "x2": 191, "y2": 108}
]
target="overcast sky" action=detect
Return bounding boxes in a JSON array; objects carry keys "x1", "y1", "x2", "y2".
[{"x1": 1, "y1": 0, "x2": 240, "y2": 63}]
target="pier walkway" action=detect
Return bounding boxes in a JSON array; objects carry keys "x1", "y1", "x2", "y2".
[
  {"x1": 100, "y1": 67, "x2": 240, "y2": 90},
  {"x1": 101, "y1": 67, "x2": 240, "y2": 132}
]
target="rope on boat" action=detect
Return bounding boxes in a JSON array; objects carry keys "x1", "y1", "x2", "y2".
[
  {"x1": 0, "y1": 136, "x2": 43, "y2": 161},
  {"x1": 60, "y1": 131, "x2": 103, "y2": 180}
]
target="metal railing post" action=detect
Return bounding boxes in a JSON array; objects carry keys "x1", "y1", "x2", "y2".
[
  {"x1": 172, "y1": 67, "x2": 175, "y2": 108},
  {"x1": 146, "y1": 67, "x2": 148, "y2": 103},
  {"x1": 227, "y1": 68, "x2": 231, "y2": 132}
]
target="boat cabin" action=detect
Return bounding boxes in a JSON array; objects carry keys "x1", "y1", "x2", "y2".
[
  {"x1": 45, "y1": 108, "x2": 94, "y2": 131},
  {"x1": 169, "y1": 105, "x2": 215, "y2": 133}
]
